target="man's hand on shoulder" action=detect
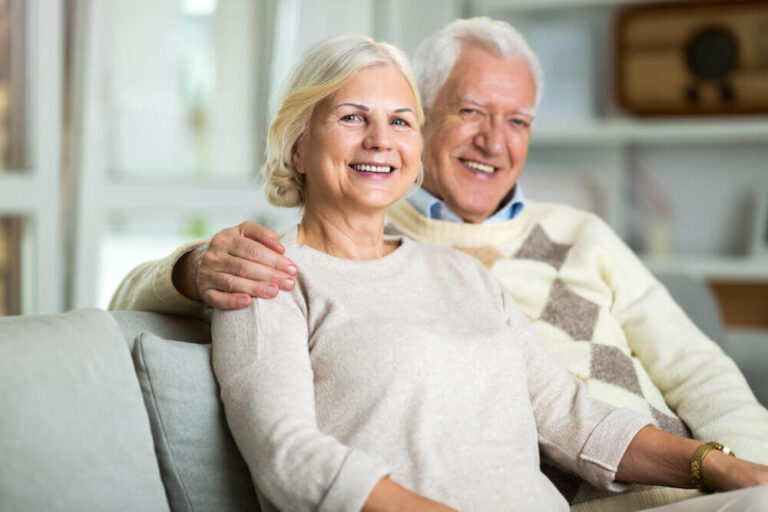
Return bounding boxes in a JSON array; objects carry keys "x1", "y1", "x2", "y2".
[{"x1": 172, "y1": 221, "x2": 298, "y2": 310}]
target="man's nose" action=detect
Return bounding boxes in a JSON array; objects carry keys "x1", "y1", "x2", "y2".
[
  {"x1": 474, "y1": 117, "x2": 505, "y2": 155},
  {"x1": 362, "y1": 119, "x2": 392, "y2": 151}
]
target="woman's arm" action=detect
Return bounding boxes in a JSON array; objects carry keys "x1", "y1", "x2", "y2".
[
  {"x1": 213, "y1": 297, "x2": 390, "y2": 512},
  {"x1": 363, "y1": 478, "x2": 458, "y2": 512},
  {"x1": 616, "y1": 425, "x2": 768, "y2": 492}
]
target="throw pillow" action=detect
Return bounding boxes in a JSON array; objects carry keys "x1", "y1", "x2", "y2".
[{"x1": 132, "y1": 332, "x2": 259, "y2": 512}]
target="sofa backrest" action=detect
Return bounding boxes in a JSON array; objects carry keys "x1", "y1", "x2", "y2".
[{"x1": 0, "y1": 309, "x2": 171, "y2": 512}]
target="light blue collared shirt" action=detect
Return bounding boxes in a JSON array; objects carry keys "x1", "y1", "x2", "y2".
[{"x1": 407, "y1": 184, "x2": 525, "y2": 224}]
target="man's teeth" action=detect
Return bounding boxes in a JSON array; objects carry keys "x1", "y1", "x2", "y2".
[
  {"x1": 352, "y1": 164, "x2": 392, "y2": 173},
  {"x1": 462, "y1": 159, "x2": 495, "y2": 173}
]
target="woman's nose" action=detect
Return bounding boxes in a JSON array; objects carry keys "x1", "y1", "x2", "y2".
[
  {"x1": 474, "y1": 117, "x2": 505, "y2": 156},
  {"x1": 362, "y1": 119, "x2": 392, "y2": 151}
]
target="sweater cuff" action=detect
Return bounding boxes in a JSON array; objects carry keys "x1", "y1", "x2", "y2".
[
  {"x1": 152, "y1": 240, "x2": 208, "y2": 316},
  {"x1": 318, "y1": 449, "x2": 391, "y2": 512},
  {"x1": 578, "y1": 408, "x2": 652, "y2": 491}
]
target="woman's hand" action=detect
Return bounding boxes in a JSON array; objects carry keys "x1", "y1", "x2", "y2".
[
  {"x1": 701, "y1": 449, "x2": 768, "y2": 492},
  {"x1": 172, "y1": 221, "x2": 298, "y2": 308},
  {"x1": 363, "y1": 478, "x2": 459, "y2": 512},
  {"x1": 617, "y1": 425, "x2": 768, "y2": 492}
]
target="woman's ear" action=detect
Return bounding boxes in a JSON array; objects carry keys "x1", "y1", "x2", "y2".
[{"x1": 292, "y1": 133, "x2": 306, "y2": 174}]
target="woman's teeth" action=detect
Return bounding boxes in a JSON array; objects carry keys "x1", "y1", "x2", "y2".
[
  {"x1": 462, "y1": 159, "x2": 495, "y2": 173},
  {"x1": 352, "y1": 164, "x2": 392, "y2": 173}
]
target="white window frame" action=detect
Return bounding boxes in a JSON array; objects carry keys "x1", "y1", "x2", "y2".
[
  {"x1": 0, "y1": 0, "x2": 64, "y2": 314},
  {"x1": 69, "y1": 0, "x2": 272, "y2": 309}
]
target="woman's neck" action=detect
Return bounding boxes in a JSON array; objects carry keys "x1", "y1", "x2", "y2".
[{"x1": 298, "y1": 207, "x2": 396, "y2": 260}]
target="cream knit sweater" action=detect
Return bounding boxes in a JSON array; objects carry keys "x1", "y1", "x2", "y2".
[
  {"x1": 109, "y1": 200, "x2": 768, "y2": 510},
  {"x1": 212, "y1": 226, "x2": 649, "y2": 512}
]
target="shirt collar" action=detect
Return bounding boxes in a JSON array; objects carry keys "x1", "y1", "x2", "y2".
[{"x1": 406, "y1": 183, "x2": 525, "y2": 224}]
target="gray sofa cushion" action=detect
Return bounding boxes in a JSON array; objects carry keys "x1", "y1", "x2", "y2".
[
  {"x1": 132, "y1": 332, "x2": 258, "y2": 512},
  {"x1": 0, "y1": 309, "x2": 170, "y2": 512}
]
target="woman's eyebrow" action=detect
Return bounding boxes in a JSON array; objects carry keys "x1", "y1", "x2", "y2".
[
  {"x1": 395, "y1": 108, "x2": 414, "y2": 114},
  {"x1": 334, "y1": 103, "x2": 369, "y2": 111}
]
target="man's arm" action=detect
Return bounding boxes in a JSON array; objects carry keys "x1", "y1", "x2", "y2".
[
  {"x1": 108, "y1": 221, "x2": 297, "y2": 313},
  {"x1": 595, "y1": 218, "x2": 768, "y2": 464}
]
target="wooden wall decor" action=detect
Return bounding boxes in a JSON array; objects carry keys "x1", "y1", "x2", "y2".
[{"x1": 615, "y1": 0, "x2": 768, "y2": 116}]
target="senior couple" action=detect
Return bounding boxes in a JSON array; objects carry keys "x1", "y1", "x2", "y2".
[{"x1": 112, "y1": 18, "x2": 768, "y2": 511}]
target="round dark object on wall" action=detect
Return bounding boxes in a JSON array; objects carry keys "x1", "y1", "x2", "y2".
[{"x1": 685, "y1": 26, "x2": 739, "y2": 81}]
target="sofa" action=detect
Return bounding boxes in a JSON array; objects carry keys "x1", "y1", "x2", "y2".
[
  {"x1": 0, "y1": 274, "x2": 741, "y2": 511},
  {"x1": 0, "y1": 309, "x2": 258, "y2": 512}
]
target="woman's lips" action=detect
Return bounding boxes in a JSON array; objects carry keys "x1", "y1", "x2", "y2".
[{"x1": 349, "y1": 163, "x2": 395, "y2": 174}]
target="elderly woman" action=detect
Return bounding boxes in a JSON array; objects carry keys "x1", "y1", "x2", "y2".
[{"x1": 212, "y1": 36, "x2": 768, "y2": 512}]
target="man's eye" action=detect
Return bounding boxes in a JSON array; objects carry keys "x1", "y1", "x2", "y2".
[
  {"x1": 509, "y1": 118, "x2": 529, "y2": 128},
  {"x1": 459, "y1": 108, "x2": 478, "y2": 115}
]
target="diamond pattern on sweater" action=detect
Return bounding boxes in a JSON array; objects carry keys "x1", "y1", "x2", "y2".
[
  {"x1": 540, "y1": 279, "x2": 599, "y2": 341},
  {"x1": 514, "y1": 224, "x2": 572, "y2": 270},
  {"x1": 454, "y1": 245, "x2": 505, "y2": 269},
  {"x1": 590, "y1": 344, "x2": 643, "y2": 396},
  {"x1": 652, "y1": 405, "x2": 693, "y2": 439}
]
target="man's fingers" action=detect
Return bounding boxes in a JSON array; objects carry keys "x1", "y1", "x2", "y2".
[
  {"x1": 208, "y1": 271, "x2": 293, "y2": 299},
  {"x1": 222, "y1": 257, "x2": 296, "y2": 291},
  {"x1": 229, "y1": 238, "x2": 297, "y2": 275},
  {"x1": 238, "y1": 221, "x2": 286, "y2": 255},
  {"x1": 201, "y1": 290, "x2": 252, "y2": 310}
]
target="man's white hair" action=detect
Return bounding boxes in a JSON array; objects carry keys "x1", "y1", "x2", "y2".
[{"x1": 413, "y1": 17, "x2": 543, "y2": 111}]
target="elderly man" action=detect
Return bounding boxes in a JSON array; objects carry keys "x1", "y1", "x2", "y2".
[{"x1": 111, "y1": 17, "x2": 768, "y2": 510}]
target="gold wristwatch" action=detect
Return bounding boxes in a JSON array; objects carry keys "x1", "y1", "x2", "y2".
[{"x1": 690, "y1": 441, "x2": 735, "y2": 493}]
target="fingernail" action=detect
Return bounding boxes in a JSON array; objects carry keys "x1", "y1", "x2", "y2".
[
  {"x1": 265, "y1": 284, "x2": 278, "y2": 297},
  {"x1": 285, "y1": 264, "x2": 298, "y2": 275},
  {"x1": 237, "y1": 297, "x2": 250, "y2": 307},
  {"x1": 282, "y1": 278, "x2": 295, "y2": 290}
]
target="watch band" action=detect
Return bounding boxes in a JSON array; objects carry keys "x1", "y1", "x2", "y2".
[{"x1": 690, "y1": 441, "x2": 735, "y2": 493}]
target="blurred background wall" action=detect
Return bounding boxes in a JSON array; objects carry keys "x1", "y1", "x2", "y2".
[{"x1": 1, "y1": 0, "x2": 767, "y2": 397}]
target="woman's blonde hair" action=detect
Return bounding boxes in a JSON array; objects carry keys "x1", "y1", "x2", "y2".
[{"x1": 263, "y1": 35, "x2": 424, "y2": 207}]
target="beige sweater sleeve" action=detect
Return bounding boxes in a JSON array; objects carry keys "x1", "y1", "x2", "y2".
[
  {"x1": 596, "y1": 219, "x2": 768, "y2": 464},
  {"x1": 499, "y1": 289, "x2": 650, "y2": 491},
  {"x1": 108, "y1": 240, "x2": 207, "y2": 317},
  {"x1": 212, "y1": 297, "x2": 391, "y2": 512}
]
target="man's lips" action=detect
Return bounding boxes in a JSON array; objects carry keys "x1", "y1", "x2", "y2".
[{"x1": 458, "y1": 157, "x2": 497, "y2": 174}]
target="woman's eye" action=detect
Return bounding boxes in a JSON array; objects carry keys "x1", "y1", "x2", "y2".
[
  {"x1": 391, "y1": 118, "x2": 410, "y2": 127},
  {"x1": 341, "y1": 114, "x2": 360, "y2": 122}
]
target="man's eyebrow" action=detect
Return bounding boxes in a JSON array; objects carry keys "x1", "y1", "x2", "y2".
[
  {"x1": 334, "y1": 103, "x2": 369, "y2": 111},
  {"x1": 457, "y1": 95, "x2": 487, "y2": 107},
  {"x1": 457, "y1": 95, "x2": 535, "y2": 118}
]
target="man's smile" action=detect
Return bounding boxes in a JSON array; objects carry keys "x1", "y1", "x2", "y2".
[{"x1": 458, "y1": 157, "x2": 498, "y2": 174}]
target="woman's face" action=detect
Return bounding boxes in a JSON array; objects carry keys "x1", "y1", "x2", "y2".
[{"x1": 295, "y1": 64, "x2": 422, "y2": 218}]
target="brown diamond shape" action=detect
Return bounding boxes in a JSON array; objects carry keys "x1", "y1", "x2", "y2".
[
  {"x1": 514, "y1": 224, "x2": 572, "y2": 270},
  {"x1": 590, "y1": 344, "x2": 643, "y2": 396},
  {"x1": 651, "y1": 406, "x2": 692, "y2": 439},
  {"x1": 453, "y1": 245, "x2": 505, "y2": 269},
  {"x1": 540, "y1": 279, "x2": 600, "y2": 341}
]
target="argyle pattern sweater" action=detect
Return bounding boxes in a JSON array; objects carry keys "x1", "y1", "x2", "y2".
[{"x1": 386, "y1": 199, "x2": 768, "y2": 507}]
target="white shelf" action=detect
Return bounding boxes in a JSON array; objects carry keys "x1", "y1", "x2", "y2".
[
  {"x1": 531, "y1": 118, "x2": 768, "y2": 147},
  {"x1": 478, "y1": 0, "x2": 684, "y2": 12},
  {"x1": 642, "y1": 254, "x2": 768, "y2": 282}
]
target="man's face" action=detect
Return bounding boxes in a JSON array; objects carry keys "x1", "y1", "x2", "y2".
[{"x1": 421, "y1": 44, "x2": 536, "y2": 223}]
